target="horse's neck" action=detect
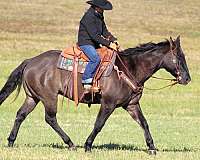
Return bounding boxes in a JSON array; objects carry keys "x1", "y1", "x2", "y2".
[
  {"x1": 120, "y1": 49, "x2": 166, "y2": 85},
  {"x1": 139, "y1": 51, "x2": 164, "y2": 84}
]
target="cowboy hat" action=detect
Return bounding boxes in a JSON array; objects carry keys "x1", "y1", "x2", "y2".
[{"x1": 86, "y1": 0, "x2": 113, "y2": 10}]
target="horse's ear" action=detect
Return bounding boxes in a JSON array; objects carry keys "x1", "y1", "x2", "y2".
[
  {"x1": 169, "y1": 37, "x2": 176, "y2": 50},
  {"x1": 175, "y1": 35, "x2": 181, "y2": 47}
]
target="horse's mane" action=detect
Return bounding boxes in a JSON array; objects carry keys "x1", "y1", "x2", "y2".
[{"x1": 120, "y1": 40, "x2": 170, "y2": 56}]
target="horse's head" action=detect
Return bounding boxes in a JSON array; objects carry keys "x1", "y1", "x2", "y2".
[{"x1": 161, "y1": 36, "x2": 191, "y2": 85}]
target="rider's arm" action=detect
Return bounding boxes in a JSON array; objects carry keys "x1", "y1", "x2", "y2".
[
  {"x1": 82, "y1": 16, "x2": 111, "y2": 47},
  {"x1": 102, "y1": 21, "x2": 117, "y2": 42}
]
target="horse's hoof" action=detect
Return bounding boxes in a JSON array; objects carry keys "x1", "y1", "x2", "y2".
[
  {"x1": 68, "y1": 145, "x2": 77, "y2": 151},
  {"x1": 8, "y1": 141, "x2": 14, "y2": 147},
  {"x1": 148, "y1": 149, "x2": 156, "y2": 155},
  {"x1": 84, "y1": 145, "x2": 92, "y2": 152},
  {"x1": 85, "y1": 147, "x2": 91, "y2": 152}
]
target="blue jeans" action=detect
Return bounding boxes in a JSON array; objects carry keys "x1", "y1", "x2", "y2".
[{"x1": 80, "y1": 45, "x2": 100, "y2": 84}]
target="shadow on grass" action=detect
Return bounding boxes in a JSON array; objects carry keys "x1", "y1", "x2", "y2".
[
  {"x1": 92, "y1": 143, "x2": 146, "y2": 152},
  {"x1": 25, "y1": 143, "x2": 67, "y2": 149},
  {"x1": 86, "y1": 143, "x2": 197, "y2": 153},
  {"x1": 5, "y1": 143, "x2": 198, "y2": 153},
  {"x1": 4, "y1": 143, "x2": 67, "y2": 149},
  {"x1": 160, "y1": 147, "x2": 197, "y2": 153}
]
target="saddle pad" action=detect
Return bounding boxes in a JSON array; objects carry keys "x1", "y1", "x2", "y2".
[
  {"x1": 57, "y1": 52, "x2": 116, "y2": 77},
  {"x1": 57, "y1": 56, "x2": 88, "y2": 73}
]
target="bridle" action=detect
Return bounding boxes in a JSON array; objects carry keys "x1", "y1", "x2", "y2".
[
  {"x1": 170, "y1": 46, "x2": 182, "y2": 82},
  {"x1": 144, "y1": 43, "x2": 182, "y2": 91},
  {"x1": 115, "y1": 40, "x2": 182, "y2": 91}
]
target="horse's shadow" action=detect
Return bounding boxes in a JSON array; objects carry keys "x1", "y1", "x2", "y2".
[
  {"x1": 91, "y1": 143, "x2": 146, "y2": 152},
  {"x1": 81, "y1": 143, "x2": 196, "y2": 153},
  {"x1": 13, "y1": 143, "x2": 197, "y2": 153}
]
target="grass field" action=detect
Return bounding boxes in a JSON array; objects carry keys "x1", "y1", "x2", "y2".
[{"x1": 0, "y1": 0, "x2": 200, "y2": 159}]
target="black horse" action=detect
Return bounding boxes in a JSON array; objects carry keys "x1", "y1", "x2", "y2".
[{"x1": 0, "y1": 36, "x2": 191, "y2": 154}]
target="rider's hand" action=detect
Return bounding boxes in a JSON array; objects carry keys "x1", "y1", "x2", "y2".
[
  {"x1": 114, "y1": 40, "x2": 121, "y2": 50},
  {"x1": 114, "y1": 40, "x2": 119, "y2": 46},
  {"x1": 109, "y1": 42, "x2": 118, "y2": 51}
]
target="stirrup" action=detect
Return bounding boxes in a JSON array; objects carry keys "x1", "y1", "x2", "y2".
[
  {"x1": 91, "y1": 86, "x2": 100, "y2": 93},
  {"x1": 83, "y1": 84, "x2": 92, "y2": 89},
  {"x1": 83, "y1": 85, "x2": 100, "y2": 94},
  {"x1": 83, "y1": 84, "x2": 92, "y2": 93}
]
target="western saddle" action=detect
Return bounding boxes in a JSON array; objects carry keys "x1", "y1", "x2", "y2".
[{"x1": 60, "y1": 45, "x2": 115, "y2": 105}]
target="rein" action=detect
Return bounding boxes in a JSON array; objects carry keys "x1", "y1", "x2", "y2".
[
  {"x1": 144, "y1": 43, "x2": 182, "y2": 90},
  {"x1": 115, "y1": 52, "x2": 140, "y2": 85},
  {"x1": 144, "y1": 76, "x2": 178, "y2": 91},
  {"x1": 145, "y1": 76, "x2": 178, "y2": 91},
  {"x1": 151, "y1": 76, "x2": 176, "y2": 81},
  {"x1": 114, "y1": 52, "x2": 142, "y2": 92},
  {"x1": 115, "y1": 45, "x2": 180, "y2": 91}
]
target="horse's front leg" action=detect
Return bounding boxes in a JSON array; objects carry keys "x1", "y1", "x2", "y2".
[
  {"x1": 84, "y1": 102, "x2": 115, "y2": 152},
  {"x1": 124, "y1": 101, "x2": 156, "y2": 155}
]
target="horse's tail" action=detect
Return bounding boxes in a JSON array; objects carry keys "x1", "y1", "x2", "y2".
[{"x1": 0, "y1": 59, "x2": 30, "y2": 105}]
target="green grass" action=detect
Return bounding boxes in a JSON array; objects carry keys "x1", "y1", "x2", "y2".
[{"x1": 0, "y1": 0, "x2": 200, "y2": 159}]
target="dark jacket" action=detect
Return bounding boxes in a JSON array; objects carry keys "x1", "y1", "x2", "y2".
[{"x1": 78, "y1": 7, "x2": 117, "y2": 49}]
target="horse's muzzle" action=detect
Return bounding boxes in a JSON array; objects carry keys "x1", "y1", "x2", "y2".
[{"x1": 178, "y1": 75, "x2": 191, "y2": 85}]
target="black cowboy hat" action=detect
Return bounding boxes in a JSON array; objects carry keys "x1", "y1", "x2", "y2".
[{"x1": 86, "y1": 0, "x2": 113, "y2": 10}]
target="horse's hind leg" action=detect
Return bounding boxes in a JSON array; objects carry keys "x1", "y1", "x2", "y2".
[
  {"x1": 43, "y1": 98, "x2": 76, "y2": 150},
  {"x1": 8, "y1": 96, "x2": 39, "y2": 147}
]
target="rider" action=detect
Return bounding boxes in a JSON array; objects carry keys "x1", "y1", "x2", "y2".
[{"x1": 78, "y1": 0, "x2": 118, "y2": 90}]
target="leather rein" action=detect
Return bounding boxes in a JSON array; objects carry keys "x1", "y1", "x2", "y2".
[{"x1": 114, "y1": 45, "x2": 181, "y2": 91}]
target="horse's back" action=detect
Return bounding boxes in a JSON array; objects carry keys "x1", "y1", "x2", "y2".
[
  {"x1": 24, "y1": 50, "x2": 61, "y2": 75},
  {"x1": 30, "y1": 50, "x2": 61, "y2": 63}
]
